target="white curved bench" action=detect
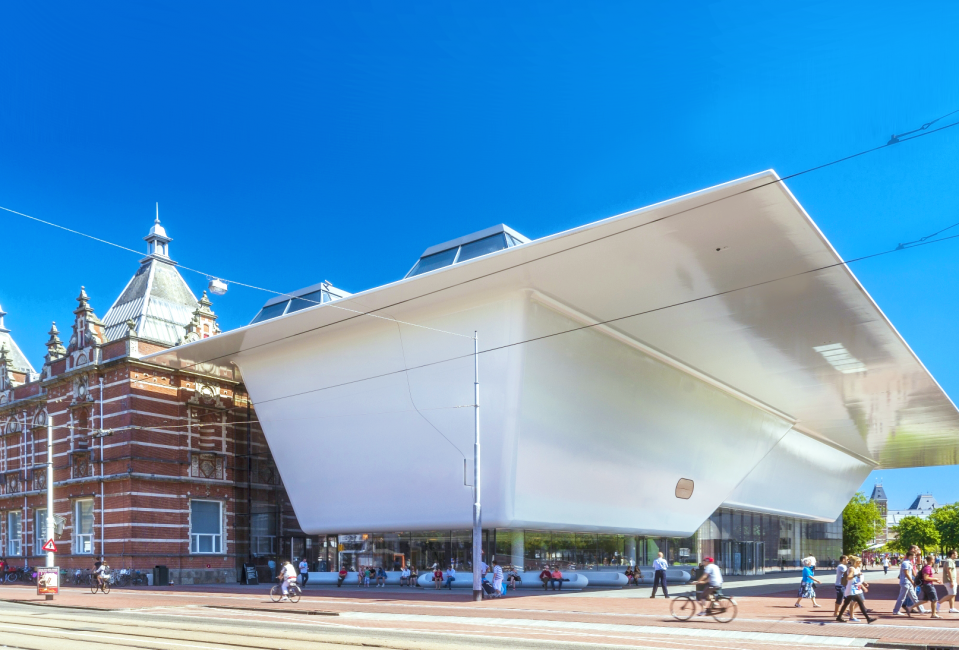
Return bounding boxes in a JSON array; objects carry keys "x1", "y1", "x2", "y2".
[
  {"x1": 577, "y1": 571, "x2": 628, "y2": 587},
  {"x1": 417, "y1": 571, "x2": 588, "y2": 590}
]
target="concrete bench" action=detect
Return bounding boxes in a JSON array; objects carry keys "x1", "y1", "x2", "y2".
[{"x1": 307, "y1": 571, "x2": 407, "y2": 586}]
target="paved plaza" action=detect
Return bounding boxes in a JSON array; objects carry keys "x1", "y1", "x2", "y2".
[{"x1": 1, "y1": 569, "x2": 958, "y2": 649}]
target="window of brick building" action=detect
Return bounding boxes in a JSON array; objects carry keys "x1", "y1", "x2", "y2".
[
  {"x1": 190, "y1": 501, "x2": 222, "y2": 554},
  {"x1": 35, "y1": 508, "x2": 47, "y2": 556},
  {"x1": 7, "y1": 511, "x2": 22, "y2": 556},
  {"x1": 251, "y1": 512, "x2": 276, "y2": 556},
  {"x1": 75, "y1": 500, "x2": 94, "y2": 554}
]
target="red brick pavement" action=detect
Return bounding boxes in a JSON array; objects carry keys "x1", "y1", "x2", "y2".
[{"x1": 3, "y1": 572, "x2": 959, "y2": 648}]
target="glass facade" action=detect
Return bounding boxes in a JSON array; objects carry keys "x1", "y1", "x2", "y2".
[{"x1": 320, "y1": 507, "x2": 842, "y2": 576}]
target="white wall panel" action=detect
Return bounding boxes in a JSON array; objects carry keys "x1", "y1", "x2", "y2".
[{"x1": 722, "y1": 428, "x2": 872, "y2": 521}]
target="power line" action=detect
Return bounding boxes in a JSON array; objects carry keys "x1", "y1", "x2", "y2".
[
  {"x1": 3, "y1": 108, "x2": 958, "y2": 356},
  {"x1": 0, "y1": 204, "x2": 472, "y2": 340},
  {"x1": 155, "y1": 110, "x2": 959, "y2": 374},
  {"x1": 251, "y1": 227, "x2": 959, "y2": 406}
]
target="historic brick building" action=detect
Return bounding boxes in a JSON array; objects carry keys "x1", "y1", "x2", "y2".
[{"x1": 0, "y1": 218, "x2": 312, "y2": 584}]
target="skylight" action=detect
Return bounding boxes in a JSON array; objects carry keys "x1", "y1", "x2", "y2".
[
  {"x1": 405, "y1": 225, "x2": 529, "y2": 279},
  {"x1": 813, "y1": 343, "x2": 866, "y2": 374}
]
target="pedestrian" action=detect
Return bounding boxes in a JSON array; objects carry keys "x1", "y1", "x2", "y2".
[
  {"x1": 833, "y1": 555, "x2": 848, "y2": 618},
  {"x1": 794, "y1": 557, "x2": 822, "y2": 608},
  {"x1": 943, "y1": 549, "x2": 958, "y2": 613},
  {"x1": 432, "y1": 566, "x2": 443, "y2": 589},
  {"x1": 400, "y1": 565, "x2": 411, "y2": 587},
  {"x1": 409, "y1": 564, "x2": 419, "y2": 587},
  {"x1": 336, "y1": 565, "x2": 348, "y2": 587},
  {"x1": 539, "y1": 566, "x2": 552, "y2": 590},
  {"x1": 278, "y1": 560, "x2": 297, "y2": 602},
  {"x1": 376, "y1": 566, "x2": 388, "y2": 587},
  {"x1": 298, "y1": 558, "x2": 310, "y2": 587},
  {"x1": 443, "y1": 565, "x2": 456, "y2": 590},
  {"x1": 836, "y1": 556, "x2": 875, "y2": 624},
  {"x1": 363, "y1": 566, "x2": 371, "y2": 587},
  {"x1": 882, "y1": 555, "x2": 889, "y2": 576},
  {"x1": 357, "y1": 565, "x2": 364, "y2": 587},
  {"x1": 267, "y1": 558, "x2": 277, "y2": 581},
  {"x1": 651, "y1": 552, "x2": 669, "y2": 598},
  {"x1": 916, "y1": 554, "x2": 942, "y2": 619},
  {"x1": 893, "y1": 546, "x2": 921, "y2": 616},
  {"x1": 507, "y1": 566, "x2": 520, "y2": 591},
  {"x1": 550, "y1": 567, "x2": 564, "y2": 591},
  {"x1": 492, "y1": 560, "x2": 504, "y2": 597}
]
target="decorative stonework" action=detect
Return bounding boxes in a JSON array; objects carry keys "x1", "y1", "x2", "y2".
[{"x1": 191, "y1": 453, "x2": 224, "y2": 480}]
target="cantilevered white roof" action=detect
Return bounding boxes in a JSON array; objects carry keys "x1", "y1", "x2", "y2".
[{"x1": 146, "y1": 171, "x2": 959, "y2": 469}]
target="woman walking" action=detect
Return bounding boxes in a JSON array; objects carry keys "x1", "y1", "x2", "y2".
[
  {"x1": 836, "y1": 556, "x2": 876, "y2": 624},
  {"x1": 794, "y1": 557, "x2": 822, "y2": 608}
]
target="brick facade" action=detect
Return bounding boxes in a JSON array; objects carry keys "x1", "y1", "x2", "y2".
[{"x1": 0, "y1": 222, "x2": 309, "y2": 584}]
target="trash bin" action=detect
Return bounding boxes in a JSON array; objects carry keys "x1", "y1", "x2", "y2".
[
  {"x1": 146, "y1": 573, "x2": 153, "y2": 586},
  {"x1": 154, "y1": 565, "x2": 169, "y2": 586}
]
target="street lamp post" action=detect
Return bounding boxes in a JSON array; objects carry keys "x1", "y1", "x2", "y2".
[
  {"x1": 45, "y1": 416, "x2": 55, "y2": 600},
  {"x1": 472, "y1": 331, "x2": 482, "y2": 601}
]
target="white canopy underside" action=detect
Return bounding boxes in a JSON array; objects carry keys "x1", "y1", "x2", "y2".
[{"x1": 145, "y1": 171, "x2": 959, "y2": 533}]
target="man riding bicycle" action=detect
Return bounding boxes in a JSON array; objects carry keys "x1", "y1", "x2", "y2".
[
  {"x1": 696, "y1": 557, "x2": 723, "y2": 615},
  {"x1": 278, "y1": 560, "x2": 297, "y2": 601}
]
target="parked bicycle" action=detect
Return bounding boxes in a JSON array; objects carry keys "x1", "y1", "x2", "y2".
[
  {"x1": 269, "y1": 580, "x2": 302, "y2": 603},
  {"x1": 671, "y1": 591, "x2": 737, "y2": 623},
  {"x1": 3, "y1": 568, "x2": 23, "y2": 584}
]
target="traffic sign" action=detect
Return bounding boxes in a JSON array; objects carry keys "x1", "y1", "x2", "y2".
[{"x1": 41, "y1": 539, "x2": 56, "y2": 553}]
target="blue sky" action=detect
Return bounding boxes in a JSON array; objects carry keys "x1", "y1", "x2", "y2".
[{"x1": 1, "y1": 2, "x2": 958, "y2": 507}]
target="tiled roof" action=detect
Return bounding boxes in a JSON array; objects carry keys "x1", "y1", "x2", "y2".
[
  {"x1": 102, "y1": 257, "x2": 198, "y2": 347},
  {"x1": 0, "y1": 305, "x2": 36, "y2": 374}
]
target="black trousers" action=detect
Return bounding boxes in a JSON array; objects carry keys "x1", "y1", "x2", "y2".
[
  {"x1": 652, "y1": 570, "x2": 669, "y2": 597},
  {"x1": 301, "y1": 572, "x2": 309, "y2": 586},
  {"x1": 837, "y1": 594, "x2": 869, "y2": 619}
]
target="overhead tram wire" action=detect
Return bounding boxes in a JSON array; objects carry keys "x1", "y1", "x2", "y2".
[
  {"x1": 145, "y1": 107, "x2": 959, "y2": 374},
  {"x1": 250, "y1": 226, "x2": 959, "y2": 406},
  {"x1": 0, "y1": 204, "x2": 472, "y2": 341},
  {"x1": 3, "y1": 107, "x2": 958, "y2": 373}
]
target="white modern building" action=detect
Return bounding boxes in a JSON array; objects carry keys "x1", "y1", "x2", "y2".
[{"x1": 148, "y1": 171, "x2": 959, "y2": 575}]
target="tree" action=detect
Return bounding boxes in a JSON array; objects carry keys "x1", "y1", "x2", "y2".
[
  {"x1": 891, "y1": 516, "x2": 940, "y2": 555},
  {"x1": 842, "y1": 492, "x2": 885, "y2": 555},
  {"x1": 930, "y1": 504, "x2": 959, "y2": 552}
]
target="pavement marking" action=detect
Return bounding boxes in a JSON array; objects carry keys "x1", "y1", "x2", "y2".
[
  {"x1": 335, "y1": 611, "x2": 872, "y2": 646},
  {"x1": 0, "y1": 621, "x2": 238, "y2": 650}
]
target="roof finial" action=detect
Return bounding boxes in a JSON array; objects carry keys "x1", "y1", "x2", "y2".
[{"x1": 156, "y1": 202, "x2": 160, "y2": 224}]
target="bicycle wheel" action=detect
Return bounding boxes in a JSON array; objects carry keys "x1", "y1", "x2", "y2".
[
  {"x1": 102, "y1": 581, "x2": 111, "y2": 595},
  {"x1": 670, "y1": 596, "x2": 697, "y2": 621},
  {"x1": 710, "y1": 596, "x2": 737, "y2": 623},
  {"x1": 269, "y1": 585, "x2": 282, "y2": 602},
  {"x1": 90, "y1": 581, "x2": 99, "y2": 594},
  {"x1": 289, "y1": 585, "x2": 301, "y2": 604},
  {"x1": 4, "y1": 573, "x2": 13, "y2": 584}
]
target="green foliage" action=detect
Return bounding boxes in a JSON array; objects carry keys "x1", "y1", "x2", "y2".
[
  {"x1": 842, "y1": 492, "x2": 885, "y2": 556},
  {"x1": 891, "y1": 516, "x2": 941, "y2": 554},
  {"x1": 930, "y1": 504, "x2": 959, "y2": 552}
]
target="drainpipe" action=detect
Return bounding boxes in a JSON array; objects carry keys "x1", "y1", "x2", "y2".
[{"x1": 99, "y1": 377, "x2": 105, "y2": 561}]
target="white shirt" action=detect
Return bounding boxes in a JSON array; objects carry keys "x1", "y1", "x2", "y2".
[
  {"x1": 652, "y1": 558, "x2": 668, "y2": 571},
  {"x1": 479, "y1": 561, "x2": 488, "y2": 574},
  {"x1": 280, "y1": 563, "x2": 297, "y2": 580},
  {"x1": 835, "y1": 563, "x2": 847, "y2": 586},
  {"x1": 401, "y1": 568, "x2": 411, "y2": 577},
  {"x1": 492, "y1": 565, "x2": 504, "y2": 581},
  {"x1": 446, "y1": 568, "x2": 456, "y2": 578},
  {"x1": 298, "y1": 561, "x2": 309, "y2": 574},
  {"x1": 703, "y1": 563, "x2": 722, "y2": 587}
]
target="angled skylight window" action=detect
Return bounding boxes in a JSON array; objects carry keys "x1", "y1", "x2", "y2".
[
  {"x1": 249, "y1": 282, "x2": 350, "y2": 325},
  {"x1": 813, "y1": 343, "x2": 866, "y2": 374},
  {"x1": 406, "y1": 247, "x2": 459, "y2": 278},
  {"x1": 405, "y1": 225, "x2": 529, "y2": 279}
]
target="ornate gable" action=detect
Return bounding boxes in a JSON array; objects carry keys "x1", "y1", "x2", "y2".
[{"x1": 66, "y1": 287, "x2": 106, "y2": 369}]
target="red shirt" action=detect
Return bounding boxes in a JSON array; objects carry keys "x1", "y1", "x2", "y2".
[{"x1": 552, "y1": 570, "x2": 563, "y2": 579}]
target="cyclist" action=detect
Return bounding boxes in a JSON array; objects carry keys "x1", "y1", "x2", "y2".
[
  {"x1": 696, "y1": 557, "x2": 723, "y2": 615},
  {"x1": 94, "y1": 559, "x2": 109, "y2": 590},
  {"x1": 277, "y1": 560, "x2": 297, "y2": 601}
]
